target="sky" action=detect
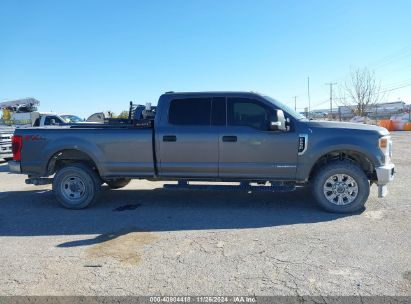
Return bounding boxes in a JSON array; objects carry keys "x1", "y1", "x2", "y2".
[{"x1": 1, "y1": 0, "x2": 411, "y2": 118}]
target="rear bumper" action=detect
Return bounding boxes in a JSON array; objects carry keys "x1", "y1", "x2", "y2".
[{"x1": 8, "y1": 161, "x2": 21, "y2": 174}]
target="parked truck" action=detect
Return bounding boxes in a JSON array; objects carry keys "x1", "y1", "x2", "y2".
[
  {"x1": 0, "y1": 127, "x2": 14, "y2": 160},
  {"x1": 8, "y1": 92, "x2": 394, "y2": 213},
  {"x1": 0, "y1": 112, "x2": 68, "y2": 161},
  {"x1": 0, "y1": 99, "x2": 85, "y2": 160}
]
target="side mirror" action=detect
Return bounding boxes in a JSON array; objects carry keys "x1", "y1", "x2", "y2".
[{"x1": 269, "y1": 109, "x2": 287, "y2": 131}]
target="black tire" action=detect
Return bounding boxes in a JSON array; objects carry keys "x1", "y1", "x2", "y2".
[
  {"x1": 311, "y1": 160, "x2": 370, "y2": 213},
  {"x1": 52, "y1": 163, "x2": 101, "y2": 209},
  {"x1": 106, "y1": 178, "x2": 131, "y2": 189}
]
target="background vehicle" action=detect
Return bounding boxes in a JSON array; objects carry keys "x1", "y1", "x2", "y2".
[
  {"x1": 9, "y1": 92, "x2": 395, "y2": 213},
  {"x1": 31, "y1": 112, "x2": 66, "y2": 126},
  {"x1": 0, "y1": 99, "x2": 83, "y2": 160},
  {"x1": 86, "y1": 111, "x2": 122, "y2": 123},
  {"x1": 1, "y1": 98, "x2": 84, "y2": 127},
  {"x1": 1, "y1": 98, "x2": 40, "y2": 160},
  {"x1": 0, "y1": 126, "x2": 13, "y2": 160},
  {"x1": 60, "y1": 115, "x2": 84, "y2": 123}
]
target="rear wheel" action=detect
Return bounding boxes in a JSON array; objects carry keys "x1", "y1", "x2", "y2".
[
  {"x1": 53, "y1": 163, "x2": 101, "y2": 209},
  {"x1": 106, "y1": 178, "x2": 131, "y2": 189},
  {"x1": 311, "y1": 160, "x2": 370, "y2": 213}
]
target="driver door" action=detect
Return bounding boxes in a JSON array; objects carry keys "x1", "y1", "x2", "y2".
[{"x1": 218, "y1": 97, "x2": 298, "y2": 180}]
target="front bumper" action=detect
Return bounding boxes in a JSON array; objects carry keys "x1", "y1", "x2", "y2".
[
  {"x1": 376, "y1": 163, "x2": 395, "y2": 185},
  {"x1": 8, "y1": 161, "x2": 21, "y2": 174},
  {"x1": 375, "y1": 163, "x2": 395, "y2": 198}
]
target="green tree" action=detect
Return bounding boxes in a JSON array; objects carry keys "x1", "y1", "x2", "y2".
[{"x1": 117, "y1": 111, "x2": 129, "y2": 119}]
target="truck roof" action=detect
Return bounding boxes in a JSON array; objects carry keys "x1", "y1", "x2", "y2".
[
  {"x1": 162, "y1": 91, "x2": 264, "y2": 98},
  {"x1": 39, "y1": 112, "x2": 62, "y2": 116}
]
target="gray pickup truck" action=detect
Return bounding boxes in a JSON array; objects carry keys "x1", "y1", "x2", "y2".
[{"x1": 9, "y1": 91, "x2": 395, "y2": 213}]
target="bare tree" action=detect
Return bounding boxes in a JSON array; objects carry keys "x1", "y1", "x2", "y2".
[{"x1": 340, "y1": 67, "x2": 384, "y2": 116}]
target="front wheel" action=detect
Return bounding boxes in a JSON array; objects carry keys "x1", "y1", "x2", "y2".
[
  {"x1": 311, "y1": 160, "x2": 370, "y2": 213},
  {"x1": 52, "y1": 163, "x2": 101, "y2": 209}
]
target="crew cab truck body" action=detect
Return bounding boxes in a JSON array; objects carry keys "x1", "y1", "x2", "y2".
[{"x1": 9, "y1": 92, "x2": 395, "y2": 213}]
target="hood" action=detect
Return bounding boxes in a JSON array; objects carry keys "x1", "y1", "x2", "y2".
[{"x1": 306, "y1": 120, "x2": 389, "y2": 136}]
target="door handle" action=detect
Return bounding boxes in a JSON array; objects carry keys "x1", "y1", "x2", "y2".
[
  {"x1": 222, "y1": 136, "x2": 237, "y2": 142},
  {"x1": 163, "y1": 135, "x2": 177, "y2": 142}
]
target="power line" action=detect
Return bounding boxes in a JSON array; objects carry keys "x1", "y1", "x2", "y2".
[
  {"x1": 301, "y1": 45, "x2": 411, "y2": 112},
  {"x1": 369, "y1": 43, "x2": 411, "y2": 66},
  {"x1": 310, "y1": 98, "x2": 331, "y2": 110},
  {"x1": 312, "y1": 79, "x2": 411, "y2": 109},
  {"x1": 381, "y1": 79, "x2": 411, "y2": 90},
  {"x1": 379, "y1": 83, "x2": 411, "y2": 94},
  {"x1": 327, "y1": 43, "x2": 411, "y2": 84},
  {"x1": 370, "y1": 44, "x2": 411, "y2": 70},
  {"x1": 332, "y1": 83, "x2": 411, "y2": 101}
]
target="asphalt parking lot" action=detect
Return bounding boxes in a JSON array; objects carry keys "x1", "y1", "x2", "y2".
[{"x1": 0, "y1": 132, "x2": 410, "y2": 296}]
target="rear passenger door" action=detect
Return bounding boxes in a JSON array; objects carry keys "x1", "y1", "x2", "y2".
[{"x1": 157, "y1": 97, "x2": 220, "y2": 178}]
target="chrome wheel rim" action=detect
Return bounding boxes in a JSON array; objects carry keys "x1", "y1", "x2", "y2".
[
  {"x1": 323, "y1": 174, "x2": 358, "y2": 205},
  {"x1": 61, "y1": 175, "x2": 86, "y2": 202}
]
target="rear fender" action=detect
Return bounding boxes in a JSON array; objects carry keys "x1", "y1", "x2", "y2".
[{"x1": 42, "y1": 137, "x2": 105, "y2": 176}]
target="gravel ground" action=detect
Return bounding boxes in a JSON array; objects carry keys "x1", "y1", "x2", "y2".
[{"x1": 0, "y1": 132, "x2": 410, "y2": 296}]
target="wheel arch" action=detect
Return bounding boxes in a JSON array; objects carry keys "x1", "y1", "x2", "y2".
[
  {"x1": 47, "y1": 149, "x2": 101, "y2": 176},
  {"x1": 308, "y1": 149, "x2": 376, "y2": 182}
]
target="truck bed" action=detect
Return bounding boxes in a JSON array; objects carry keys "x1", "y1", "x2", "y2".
[{"x1": 15, "y1": 126, "x2": 155, "y2": 178}]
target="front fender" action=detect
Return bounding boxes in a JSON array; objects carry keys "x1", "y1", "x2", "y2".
[{"x1": 296, "y1": 135, "x2": 383, "y2": 181}]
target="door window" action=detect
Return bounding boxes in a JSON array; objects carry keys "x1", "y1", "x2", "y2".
[
  {"x1": 169, "y1": 98, "x2": 211, "y2": 125},
  {"x1": 44, "y1": 116, "x2": 60, "y2": 125},
  {"x1": 227, "y1": 98, "x2": 271, "y2": 130}
]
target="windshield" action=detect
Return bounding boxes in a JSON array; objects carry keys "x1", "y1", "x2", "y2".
[
  {"x1": 263, "y1": 95, "x2": 306, "y2": 120},
  {"x1": 61, "y1": 115, "x2": 83, "y2": 123}
]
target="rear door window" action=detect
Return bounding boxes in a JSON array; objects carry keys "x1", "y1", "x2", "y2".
[{"x1": 169, "y1": 98, "x2": 211, "y2": 125}]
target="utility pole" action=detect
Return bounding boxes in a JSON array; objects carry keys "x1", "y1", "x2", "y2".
[
  {"x1": 292, "y1": 96, "x2": 297, "y2": 111},
  {"x1": 325, "y1": 82, "x2": 337, "y2": 120},
  {"x1": 307, "y1": 77, "x2": 311, "y2": 118}
]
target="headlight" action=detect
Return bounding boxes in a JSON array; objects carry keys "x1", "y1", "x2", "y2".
[{"x1": 379, "y1": 135, "x2": 392, "y2": 164}]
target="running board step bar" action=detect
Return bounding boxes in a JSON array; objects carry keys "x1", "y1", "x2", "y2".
[
  {"x1": 25, "y1": 178, "x2": 53, "y2": 185},
  {"x1": 163, "y1": 182, "x2": 296, "y2": 192}
]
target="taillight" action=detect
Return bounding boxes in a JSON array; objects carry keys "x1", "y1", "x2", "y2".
[{"x1": 12, "y1": 135, "x2": 23, "y2": 161}]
